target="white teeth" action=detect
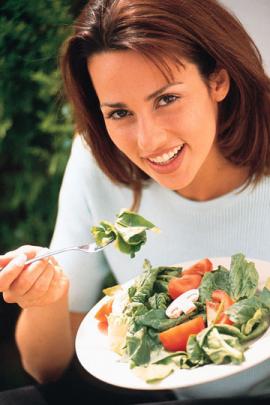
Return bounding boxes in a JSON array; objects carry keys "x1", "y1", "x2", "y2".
[{"x1": 149, "y1": 144, "x2": 184, "y2": 164}]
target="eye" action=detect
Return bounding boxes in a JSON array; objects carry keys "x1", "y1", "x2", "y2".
[
  {"x1": 106, "y1": 109, "x2": 131, "y2": 120},
  {"x1": 157, "y1": 94, "x2": 179, "y2": 107}
]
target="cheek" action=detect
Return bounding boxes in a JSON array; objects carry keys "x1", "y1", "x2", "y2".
[
  {"x1": 105, "y1": 123, "x2": 137, "y2": 156},
  {"x1": 105, "y1": 122, "x2": 124, "y2": 146},
  {"x1": 179, "y1": 97, "x2": 217, "y2": 147}
]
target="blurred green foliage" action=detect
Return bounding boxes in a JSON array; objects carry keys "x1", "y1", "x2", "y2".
[{"x1": 0, "y1": 0, "x2": 86, "y2": 252}]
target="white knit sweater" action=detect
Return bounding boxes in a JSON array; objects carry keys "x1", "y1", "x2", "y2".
[{"x1": 51, "y1": 136, "x2": 270, "y2": 312}]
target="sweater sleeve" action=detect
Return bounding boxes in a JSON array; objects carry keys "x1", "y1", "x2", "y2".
[{"x1": 50, "y1": 136, "x2": 111, "y2": 312}]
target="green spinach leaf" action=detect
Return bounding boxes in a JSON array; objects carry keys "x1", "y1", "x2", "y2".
[
  {"x1": 225, "y1": 296, "x2": 263, "y2": 325},
  {"x1": 130, "y1": 260, "x2": 162, "y2": 303},
  {"x1": 148, "y1": 292, "x2": 171, "y2": 310},
  {"x1": 199, "y1": 267, "x2": 230, "y2": 303},
  {"x1": 135, "y1": 309, "x2": 191, "y2": 332},
  {"x1": 229, "y1": 253, "x2": 258, "y2": 301},
  {"x1": 126, "y1": 327, "x2": 152, "y2": 367}
]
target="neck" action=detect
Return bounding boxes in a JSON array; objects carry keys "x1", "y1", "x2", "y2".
[{"x1": 176, "y1": 161, "x2": 249, "y2": 202}]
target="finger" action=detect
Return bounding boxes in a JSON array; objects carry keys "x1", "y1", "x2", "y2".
[
  {"x1": 3, "y1": 262, "x2": 55, "y2": 305},
  {"x1": 0, "y1": 245, "x2": 44, "y2": 267},
  {"x1": 0, "y1": 251, "x2": 22, "y2": 267},
  {"x1": 16, "y1": 245, "x2": 45, "y2": 260},
  {"x1": 44, "y1": 266, "x2": 69, "y2": 303},
  {"x1": 8, "y1": 258, "x2": 50, "y2": 296},
  {"x1": 47, "y1": 256, "x2": 58, "y2": 266},
  {"x1": 29, "y1": 263, "x2": 55, "y2": 297},
  {"x1": 18, "y1": 265, "x2": 67, "y2": 308},
  {"x1": 0, "y1": 246, "x2": 50, "y2": 292},
  {"x1": 0, "y1": 255, "x2": 27, "y2": 292}
]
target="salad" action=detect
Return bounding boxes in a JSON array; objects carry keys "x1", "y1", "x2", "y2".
[
  {"x1": 94, "y1": 253, "x2": 270, "y2": 383},
  {"x1": 91, "y1": 209, "x2": 159, "y2": 258}
]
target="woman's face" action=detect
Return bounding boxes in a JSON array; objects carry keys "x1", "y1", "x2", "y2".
[{"x1": 87, "y1": 50, "x2": 229, "y2": 198}]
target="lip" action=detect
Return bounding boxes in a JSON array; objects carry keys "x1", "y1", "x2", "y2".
[
  {"x1": 142, "y1": 145, "x2": 183, "y2": 160},
  {"x1": 145, "y1": 144, "x2": 186, "y2": 174}
]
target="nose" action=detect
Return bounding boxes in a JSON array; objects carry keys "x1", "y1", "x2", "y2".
[{"x1": 137, "y1": 116, "x2": 168, "y2": 154}]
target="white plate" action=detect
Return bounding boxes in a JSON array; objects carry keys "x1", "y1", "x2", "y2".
[{"x1": 75, "y1": 257, "x2": 270, "y2": 391}]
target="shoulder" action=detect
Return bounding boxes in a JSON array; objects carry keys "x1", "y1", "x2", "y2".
[
  {"x1": 69, "y1": 135, "x2": 97, "y2": 170},
  {"x1": 64, "y1": 135, "x2": 110, "y2": 186},
  {"x1": 250, "y1": 175, "x2": 270, "y2": 196},
  {"x1": 64, "y1": 135, "x2": 134, "y2": 210}
]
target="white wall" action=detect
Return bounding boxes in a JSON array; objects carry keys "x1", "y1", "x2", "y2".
[{"x1": 220, "y1": 0, "x2": 270, "y2": 74}]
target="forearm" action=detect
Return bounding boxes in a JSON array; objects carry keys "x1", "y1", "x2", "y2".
[{"x1": 15, "y1": 292, "x2": 74, "y2": 383}]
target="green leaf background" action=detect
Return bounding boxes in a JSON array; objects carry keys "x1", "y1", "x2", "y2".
[
  {"x1": 0, "y1": 0, "x2": 88, "y2": 391},
  {"x1": 0, "y1": 0, "x2": 87, "y2": 252}
]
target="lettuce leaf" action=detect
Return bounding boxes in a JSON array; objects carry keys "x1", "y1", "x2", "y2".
[
  {"x1": 133, "y1": 363, "x2": 176, "y2": 383},
  {"x1": 225, "y1": 287, "x2": 270, "y2": 331},
  {"x1": 199, "y1": 266, "x2": 230, "y2": 303},
  {"x1": 133, "y1": 351, "x2": 191, "y2": 382},
  {"x1": 129, "y1": 260, "x2": 163, "y2": 303},
  {"x1": 154, "y1": 266, "x2": 182, "y2": 292},
  {"x1": 91, "y1": 220, "x2": 116, "y2": 247},
  {"x1": 91, "y1": 209, "x2": 159, "y2": 258},
  {"x1": 241, "y1": 308, "x2": 265, "y2": 335},
  {"x1": 199, "y1": 253, "x2": 259, "y2": 304},
  {"x1": 186, "y1": 335, "x2": 210, "y2": 366},
  {"x1": 229, "y1": 253, "x2": 259, "y2": 301},
  {"x1": 148, "y1": 292, "x2": 170, "y2": 310},
  {"x1": 202, "y1": 327, "x2": 244, "y2": 365},
  {"x1": 186, "y1": 325, "x2": 245, "y2": 366},
  {"x1": 128, "y1": 259, "x2": 180, "y2": 304},
  {"x1": 107, "y1": 313, "x2": 130, "y2": 355},
  {"x1": 258, "y1": 286, "x2": 270, "y2": 309},
  {"x1": 225, "y1": 296, "x2": 263, "y2": 325},
  {"x1": 126, "y1": 327, "x2": 153, "y2": 367}
]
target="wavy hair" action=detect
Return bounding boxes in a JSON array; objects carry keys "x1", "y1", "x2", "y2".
[{"x1": 60, "y1": 0, "x2": 270, "y2": 206}]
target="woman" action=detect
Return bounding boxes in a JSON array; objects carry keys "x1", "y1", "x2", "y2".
[{"x1": 1, "y1": 0, "x2": 270, "y2": 403}]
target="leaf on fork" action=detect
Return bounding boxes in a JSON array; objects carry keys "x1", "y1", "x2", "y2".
[{"x1": 91, "y1": 209, "x2": 159, "y2": 258}]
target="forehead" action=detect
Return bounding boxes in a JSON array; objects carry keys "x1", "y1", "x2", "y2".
[
  {"x1": 87, "y1": 50, "x2": 192, "y2": 98},
  {"x1": 87, "y1": 50, "x2": 174, "y2": 83}
]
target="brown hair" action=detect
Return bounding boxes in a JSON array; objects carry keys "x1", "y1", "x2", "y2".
[{"x1": 60, "y1": 0, "x2": 270, "y2": 207}]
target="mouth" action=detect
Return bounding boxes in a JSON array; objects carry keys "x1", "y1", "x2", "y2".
[
  {"x1": 147, "y1": 144, "x2": 184, "y2": 165},
  {"x1": 145, "y1": 143, "x2": 186, "y2": 174}
]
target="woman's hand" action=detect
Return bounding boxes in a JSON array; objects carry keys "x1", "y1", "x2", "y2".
[{"x1": 0, "y1": 245, "x2": 69, "y2": 308}]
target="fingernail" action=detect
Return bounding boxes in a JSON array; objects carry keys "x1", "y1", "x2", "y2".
[{"x1": 13, "y1": 254, "x2": 27, "y2": 266}]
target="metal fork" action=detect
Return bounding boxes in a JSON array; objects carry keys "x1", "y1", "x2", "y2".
[{"x1": 23, "y1": 240, "x2": 114, "y2": 266}]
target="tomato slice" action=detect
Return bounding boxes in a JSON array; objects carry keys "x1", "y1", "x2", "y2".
[
  {"x1": 168, "y1": 274, "x2": 202, "y2": 300},
  {"x1": 183, "y1": 258, "x2": 213, "y2": 276},
  {"x1": 97, "y1": 321, "x2": 109, "y2": 334},
  {"x1": 167, "y1": 259, "x2": 213, "y2": 300},
  {"x1": 206, "y1": 290, "x2": 234, "y2": 325},
  {"x1": 95, "y1": 298, "x2": 113, "y2": 322},
  {"x1": 211, "y1": 289, "x2": 234, "y2": 308},
  {"x1": 159, "y1": 316, "x2": 205, "y2": 351},
  {"x1": 206, "y1": 300, "x2": 220, "y2": 324}
]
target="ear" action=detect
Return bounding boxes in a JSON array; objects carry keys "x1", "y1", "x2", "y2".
[{"x1": 209, "y1": 68, "x2": 230, "y2": 102}]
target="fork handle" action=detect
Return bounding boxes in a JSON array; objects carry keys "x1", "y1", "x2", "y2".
[{"x1": 25, "y1": 247, "x2": 79, "y2": 265}]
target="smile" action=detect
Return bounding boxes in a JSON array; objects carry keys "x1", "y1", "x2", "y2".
[{"x1": 148, "y1": 144, "x2": 184, "y2": 165}]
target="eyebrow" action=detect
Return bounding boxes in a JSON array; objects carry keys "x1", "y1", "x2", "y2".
[{"x1": 100, "y1": 81, "x2": 183, "y2": 108}]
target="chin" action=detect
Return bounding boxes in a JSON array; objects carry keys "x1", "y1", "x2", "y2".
[{"x1": 154, "y1": 177, "x2": 191, "y2": 191}]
